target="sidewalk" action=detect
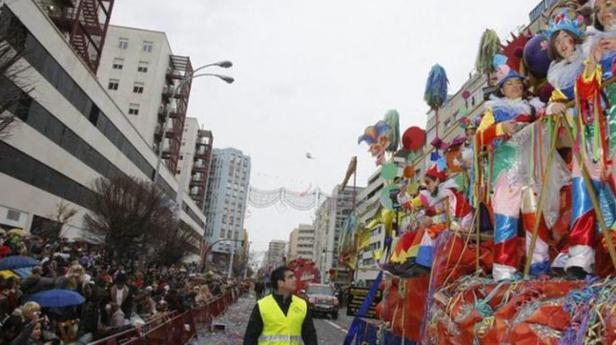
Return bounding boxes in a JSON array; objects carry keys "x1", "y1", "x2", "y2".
[{"x1": 196, "y1": 292, "x2": 256, "y2": 345}]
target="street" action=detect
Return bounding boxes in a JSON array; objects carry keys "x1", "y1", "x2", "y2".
[{"x1": 198, "y1": 292, "x2": 353, "y2": 345}]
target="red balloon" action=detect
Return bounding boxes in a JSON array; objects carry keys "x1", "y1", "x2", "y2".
[
  {"x1": 402, "y1": 127, "x2": 426, "y2": 151},
  {"x1": 462, "y1": 90, "x2": 471, "y2": 100}
]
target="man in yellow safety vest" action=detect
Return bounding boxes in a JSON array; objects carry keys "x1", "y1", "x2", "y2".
[{"x1": 243, "y1": 266, "x2": 318, "y2": 345}]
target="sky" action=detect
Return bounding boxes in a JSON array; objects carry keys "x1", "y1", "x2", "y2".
[{"x1": 110, "y1": 0, "x2": 541, "y2": 253}]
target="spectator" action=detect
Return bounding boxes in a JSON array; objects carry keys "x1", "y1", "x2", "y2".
[{"x1": 110, "y1": 274, "x2": 133, "y2": 320}]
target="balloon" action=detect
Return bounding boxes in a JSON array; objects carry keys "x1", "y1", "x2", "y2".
[
  {"x1": 402, "y1": 127, "x2": 426, "y2": 151},
  {"x1": 381, "y1": 163, "x2": 398, "y2": 180},
  {"x1": 403, "y1": 165, "x2": 415, "y2": 178}
]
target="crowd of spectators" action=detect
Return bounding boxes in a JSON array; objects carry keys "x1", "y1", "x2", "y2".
[{"x1": 0, "y1": 229, "x2": 241, "y2": 345}]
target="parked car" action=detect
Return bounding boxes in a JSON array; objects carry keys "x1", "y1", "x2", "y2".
[{"x1": 304, "y1": 283, "x2": 339, "y2": 319}]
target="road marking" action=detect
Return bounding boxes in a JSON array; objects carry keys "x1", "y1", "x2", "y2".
[{"x1": 324, "y1": 320, "x2": 348, "y2": 334}]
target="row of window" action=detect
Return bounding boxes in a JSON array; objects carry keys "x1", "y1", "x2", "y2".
[
  {"x1": 1, "y1": 10, "x2": 178, "y2": 202},
  {"x1": 0, "y1": 142, "x2": 96, "y2": 210},
  {"x1": 107, "y1": 80, "x2": 145, "y2": 94},
  {"x1": 111, "y1": 58, "x2": 149, "y2": 73},
  {"x1": 2, "y1": 75, "x2": 125, "y2": 190},
  {"x1": 118, "y1": 38, "x2": 153, "y2": 53}
]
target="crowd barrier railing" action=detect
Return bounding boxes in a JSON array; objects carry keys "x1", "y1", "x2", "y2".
[{"x1": 89, "y1": 285, "x2": 247, "y2": 345}]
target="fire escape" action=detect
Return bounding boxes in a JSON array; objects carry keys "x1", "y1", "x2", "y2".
[
  {"x1": 43, "y1": 0, "x2": 114, "y2": 73},
  {"x1": 191, "y1": 130, "x2": 213, "y2": 210},
  {"x1": 156, "y1": 55, "x2": 193, "y2": 175}
]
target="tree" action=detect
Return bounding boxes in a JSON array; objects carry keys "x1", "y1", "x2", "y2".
[
  {"x1": 0, "y1": 6, "x2": 33, "y2": 139},
  {"x1": 34, "y1": 202, "x2": 78, "y2": 241},
  {"x1": 84, "y1": 175, "x2": 176, "y2": 260},
  {"x1": 155, "y1": 221, "x2": 195, "y2": 266}
]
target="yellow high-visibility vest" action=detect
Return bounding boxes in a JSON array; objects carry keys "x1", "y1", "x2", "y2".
[{"x1": 257, "y1": 294, "x2": 307, "y2": 345}]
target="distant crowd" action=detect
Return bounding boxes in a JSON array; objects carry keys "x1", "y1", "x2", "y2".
[{"x1": 0, "y1": 229, "x2": 244, "y2": 345}]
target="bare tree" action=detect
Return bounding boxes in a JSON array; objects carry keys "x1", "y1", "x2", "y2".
[
  {"x1": 35, "y1": 201, "x2": 79, "y2": 241},
  {"x1": 155, "y1": 222, "x2": 196, "y2": 265},
  {"x1": 84, "y1": 175, "x2": 177, "y2": 260}
]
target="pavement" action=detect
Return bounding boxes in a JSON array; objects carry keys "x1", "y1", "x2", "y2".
[{"x1": 197, "y1": 292, "x2": 353, "y2": 345}]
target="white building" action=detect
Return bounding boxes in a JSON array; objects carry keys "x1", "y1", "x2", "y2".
[
  {"x1": 0, "y1": 1, "x2": 205, "y2": 245},
  {"x1": 313, "y1": 197, "x2": 333, "y2": 280},
  {"x1": 266, "y1": 240, "x2": 288, "y2": 270},
  {"x1": 177, "y1": 117, "x2": 199, "y2": 196},
  {"x1": 204, "y1": 148, "x2": 251, "y2": 264},
  {"x1": 97, "y1": 25, "x2": 193, "y2": 177},
  {"x1": 313, "y1": 185, "x2": 364, "y2": 284},
  {"x1": 355, "y1": 168, "x2": 387, "y2": 283},
  {"x1": 288, "y1": 224, "x2": 316, "y2": 261}
]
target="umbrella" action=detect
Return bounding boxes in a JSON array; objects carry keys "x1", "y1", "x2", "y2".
[
  {"x1": 26, "y1": 289, "x2": 85, "y2": 308},
  {"x1": 0, "y1": 270, "x2": 17, "y2": 279},
  {"x1": 13, "y1": 267, "x2": 33, "y2": 278},
  {"x1": 0, "y1": 256, "x2": 39, "y2": 270}
]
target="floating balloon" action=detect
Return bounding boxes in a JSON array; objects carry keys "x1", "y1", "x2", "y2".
[
  {"x1": 381, "y1": 163, "x2": 398, "y2": 180},
  {"x1": 402, "y1": 127, "x2": 426, "y2": 152}
]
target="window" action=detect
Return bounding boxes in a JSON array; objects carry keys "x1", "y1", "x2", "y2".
[
  {"x1": 112, "y1": 58, "x2": 124, "y2": 70},
  {"x1": 133, "y1": 82, "x2": 144, "y2": 94},
  {"x1": 143, "y1": 41, "x2": 153, "y2": 52},
  {"x1": 107, "y1": 79, "x2": 119, "y2": 90},
  {"x1": 118, "y1": 38, "x2": 128, "y2": 49},
  {"x1": 6, "y1": 209, "x2": 21, "y2": 221},
  {"x1": 128, "y1": 103, "x2": 140, "y2": 115},
  {"x1": 137, "y1": 61, "x2": 149, "y2": 73}
]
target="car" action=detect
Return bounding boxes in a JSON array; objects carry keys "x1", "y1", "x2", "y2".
[{"x1": 304, "y1": 283, "x2": 339, "y2": 319}]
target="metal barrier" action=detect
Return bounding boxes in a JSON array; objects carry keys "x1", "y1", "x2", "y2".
[{"x1": 89, "y1": 285, "x2": 247, "y2": 345}]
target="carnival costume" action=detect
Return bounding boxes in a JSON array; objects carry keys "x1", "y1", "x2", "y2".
[
  {"x1": 544, "y1": 7, "x2": 588, "y2": 273},
  {"x1": 476, "y1": 55, "x2": 554, "y2": 281},
  {"x1": 408, "y1": 163, "x2": 473, "y2": 269}
]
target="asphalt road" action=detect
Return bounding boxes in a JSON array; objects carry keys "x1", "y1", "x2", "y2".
[
  {"x1": 198, "y1": 292, "x2": 353, "y2": 345},
  {"x1": 312, "y1": 308, "x2": 353, "y2": 345}
]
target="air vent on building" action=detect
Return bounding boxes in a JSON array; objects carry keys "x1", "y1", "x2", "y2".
[{"x1": 7, "y1": 209, "x2": 21, "y2": 222}]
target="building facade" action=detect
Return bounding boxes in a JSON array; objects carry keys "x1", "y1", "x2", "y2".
[
  {"x1": 314, "y1": 185, "x2": 364, "y2": 283},
  {"x1": 204, "y1": 148, "x2": 251, "y2": 265},
  {"x1": 97, "y1": 25, "x2": 192, "y2": 175},
  {"x1": 288, "y1": 224, "x2": 315, "y2": 261},
  {"x1": 354, "y1": 168, "x2": 387, "y2": 283},
  {"x1": 0, "y1": 1, "x2": 205, "y2": 243},
  {"x1": 192, "y1": 129, "x2": 213, "y2": 212},
  {"x1": 265, "y1": 240, "x2": 287, "y2": 270}
]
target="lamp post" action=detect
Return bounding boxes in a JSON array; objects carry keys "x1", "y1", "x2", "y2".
[
  {"x1": 153, "y1": 61, "x2": 233, "y2": 187},
  {"x1": 202, "y1": 238, "x2": 243, "y2": 272}
]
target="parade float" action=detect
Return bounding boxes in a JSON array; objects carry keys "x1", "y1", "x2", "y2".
[{"x1": 343, "y1": 1, "x2": 616, "y2": 344}]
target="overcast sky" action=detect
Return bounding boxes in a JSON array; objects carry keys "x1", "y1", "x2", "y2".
[{"x1": 110, "y1": 0, "x2": 540, "y2": 252}]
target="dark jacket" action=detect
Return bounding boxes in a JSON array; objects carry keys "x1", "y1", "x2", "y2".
[
  {"x1": 78, "y1": 300, "x2": 99, "y2": 337},
  {"x1": 243, "y1": 293, "x2": 317, "y2": 345}
]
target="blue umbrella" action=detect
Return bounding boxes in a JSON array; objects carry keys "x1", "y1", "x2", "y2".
[
  {"x1": 26, "y1": 289, "x2": 85, "y2": 308},
  {"x1": 13, "y1": 267, "x2": 33, "y2": 278},
  {"x1": 0, "y1": 256, "x2": 39, "y2": 270}
]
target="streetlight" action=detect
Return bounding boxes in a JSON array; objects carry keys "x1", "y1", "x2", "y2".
[
  {"x1": 201, "y1": 238, "x2": 243, "y2": 272},
  {"x1": 153, "y1": 61, "x2": 234, "y2": 187}
]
